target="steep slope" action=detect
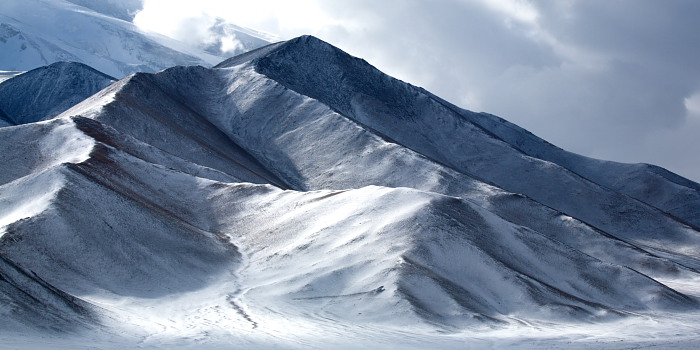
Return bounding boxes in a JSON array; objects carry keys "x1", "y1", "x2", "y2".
[
  {"x1": 1, "y1": 117, "x2": 696, "y2": 336},
  {"x1": 469, "y1": 111, "x2": 700, "y2": 227},
  {"x1": 64, "y1": 0, "x2": 142, "y2": 22},
  {"x1": 58, "y1": 38, "x2": 700, "y2": 277},
  {"x1": 215, "y1": 185, "x2": 695, "y2": 329},
  {"x1": 0, "y1": 62, "x2": 115, "y2": 125},
  {"x1": 2, "y1": 35, "x2": 700, "y2": 347},
  {"x1": 214, "y1": 36, "x2": 700, "y2": 257},
  {"x1": 61, "y1": 72, "x2": 288, "y2": 187},
  {"x1": 0, "y1": 107, "x2": 12, "y2": 127},
  {"x1": 0, "y1": 117, "x2": 242, "y2": 332},
  {"x1": 0, "y1": 254, "x2": 97, "y2": 333},
  {"x1": 0, "y1": 117, "x2": 93, "y2": 186}
]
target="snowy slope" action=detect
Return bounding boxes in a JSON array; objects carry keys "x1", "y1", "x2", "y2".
[
  {"x1": 56, "y1": 35, "x2": 700, "y2": 280},
  {"x1": 469, "y1": 111, "x2": 700, "y2": 227},
  {"x1": 214, "y1": 36, "x2": 700, "y2": 255},
  {"x1": 0, "y1": 62, "x2": 115, "y2": 125},
  {"x1": 1, "y1": 35, "x2": 700, "y2": 348},
  {"x1": 0, "y1": 0, "x2": 267, "y2": 78},
  {"x1": 1, "y1": 116, "x2": 696, "y2": 334},
  {"x1": 62, "y1": 72, "x2": 288, "y2": 187},
  {"x1": 0, "y1": 70, "x2": 23, "y2": 83},
  {"x1": 0, "y1": 108, "x2": 12, "y2": 127},
  {"x1": 62, "y1": 34, "x2": 700, "y2": 295},
  {"x1": 63, "y1": 0, "x2": 142, "y2": 22},
  {"x1": 0, "y1": 253, "x2": 97, "y2": 333},
  {"x1": 59, "y1": 57, "x2": 700, "y2": 279}
]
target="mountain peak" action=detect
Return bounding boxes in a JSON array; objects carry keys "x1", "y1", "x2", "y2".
[
  {"x1": 38, "y1": 61, "x2": 116, "y2": 80},
  {"x1": 285, "y1": 34, "x2": 335, "y2": 49},
  {"x1": 216, "y1": 34, "x2": 411, "y2": 123},
  {"x1": 214, "y1": 35, "x2": 353, "y2": 68},
  {"x1": 0, "y1": 61, "x2": 115, "y2": 125}
]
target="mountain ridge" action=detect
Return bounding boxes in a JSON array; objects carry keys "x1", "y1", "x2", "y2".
[
  {"x1": 0, "y1": 61, "x2": 115, "y2": 125},
  {"x1": 1, "y1": 34, "x2": 700, "y2": 347},
  {"x1": 212, "y1": 36, "x2": 700, "y2": 249},
  {"x1": 221, "y1": 36, "x2": 700, "y2": 229}
]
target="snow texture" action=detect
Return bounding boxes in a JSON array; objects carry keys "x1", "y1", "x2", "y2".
[
  {"x1": 0, "y1": 62, "x2": 115, "y2": 125},
  {"x1": 0, "y1": 0, "x2": 270, "y2": 78},
  {"x1": 1, "y1": 35, "x2": 700, "y2": 349}
]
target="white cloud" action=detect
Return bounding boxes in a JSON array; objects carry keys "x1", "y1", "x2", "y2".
[
  {"x1": 686, "y1": 92, "x2": 700, "y2": 118},
  {"x1": 134, "y1": 0, "x2": 343, "y2": 41},
  {"x1": 470, "y1": 0, "x2": 539, "y2": 25},
  {"x1": 219, "y1": 34, "x2": 243, "y2": 53},
  {"x1": 133, "y1": 0, "x2": 203, "y2": 37}
]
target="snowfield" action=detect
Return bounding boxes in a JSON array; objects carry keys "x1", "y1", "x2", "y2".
[
  {"x1": 1, "y1": 35, "x2": 700, "y2": 349},
  {"x1": 0, "y1": 0, "x2": 270, "y2": 78}
]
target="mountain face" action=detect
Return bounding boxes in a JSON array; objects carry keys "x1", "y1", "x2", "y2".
[
  {"x1": 0, "y1": 107, "x2": 12, "y2": 127},
  {"x1": 0, "y1": 0, "x2": 270, "y2": 78},
  {"x1": 63, "y1": 0, "x2": 143, "y2": 22},
  {"x1": 1, "y1": 35, "x2": 700, "y2": 347},
  {"x1": 0, "y1": 62, "x2": 115, "y2": 125}
]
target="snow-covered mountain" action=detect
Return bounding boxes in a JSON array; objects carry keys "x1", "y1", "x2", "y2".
[
  {"x1": 0, "y1": 0, "x2": 270, "y2": 78},
  {"x1": 198, "y1": 18, "x2": 276, "y2": 58},
  {"x1": 63, "y1": 0, "x2": 142, "y2": 21},
  {"x1": 1, "y1": 36, "x2": 700, "y2": 348},
  {"x1": 0, "y1": 61, "x2": 115, "y2": 126}
]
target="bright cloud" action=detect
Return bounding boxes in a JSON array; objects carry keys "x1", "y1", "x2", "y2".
[
  {"x1": 471, "y1": 0, "x2": 540, "y2": 25},
  {"x1": 686, "y1": 92, "x2": 700, "y2": 118},
  {"x1": 134, "y1": 0, "x2": 342, "y2": 40}
]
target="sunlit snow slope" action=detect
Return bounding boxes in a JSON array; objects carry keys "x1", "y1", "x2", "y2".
[
  {"x1": 0, "y1": 0, "x2": 270, "y2": 78},
  {"x1": 1, "y1": 36, "x2": 700, "y2": 348}
]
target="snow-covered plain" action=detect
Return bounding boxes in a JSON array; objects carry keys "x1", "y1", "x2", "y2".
[{"x1": 1, "y1": 36, "x2": 700, "y2": 349}]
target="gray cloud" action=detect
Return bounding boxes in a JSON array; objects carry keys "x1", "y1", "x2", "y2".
[
  {"x1": 137, "y1": 0, "x2": 700, "y2": 181},
  {"x1": 300, "y1": 0, "x2": 700, "y2": 181}
]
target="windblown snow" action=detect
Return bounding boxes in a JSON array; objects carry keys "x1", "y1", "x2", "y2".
[{"x1": 1, "y1": 34, "x2": 700, "y2": 349}]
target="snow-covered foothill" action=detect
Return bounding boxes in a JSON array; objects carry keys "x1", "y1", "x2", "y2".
[{"x1": 0, "y1": 35, "x2": 699, "y2": 349}]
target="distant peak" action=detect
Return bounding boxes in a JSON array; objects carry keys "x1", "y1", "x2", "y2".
[
  {"x1": 214, "y1": 35, "x2": 341, "y2": 69},
  {"x1": 286, "y1": 35, "x2": 329, "y2": 46},
  {"x1": 280, "y1": 35, "x2": 342, "y2": 53},
  {"x1": 33, "y1": 61, "x2": 117, "y2": 81}
]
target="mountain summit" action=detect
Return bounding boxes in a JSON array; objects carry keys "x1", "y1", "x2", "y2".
[
  {"x1": 0, "y1": 61, "x2": 115, "y2": 125},
  {"x1": 1, "y1": 35, "x2": 699, "y2": 348}
]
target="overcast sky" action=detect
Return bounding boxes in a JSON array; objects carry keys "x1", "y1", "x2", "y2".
[{"x1": 135, "y1": 0, "x2": 700, "y2": 182}]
